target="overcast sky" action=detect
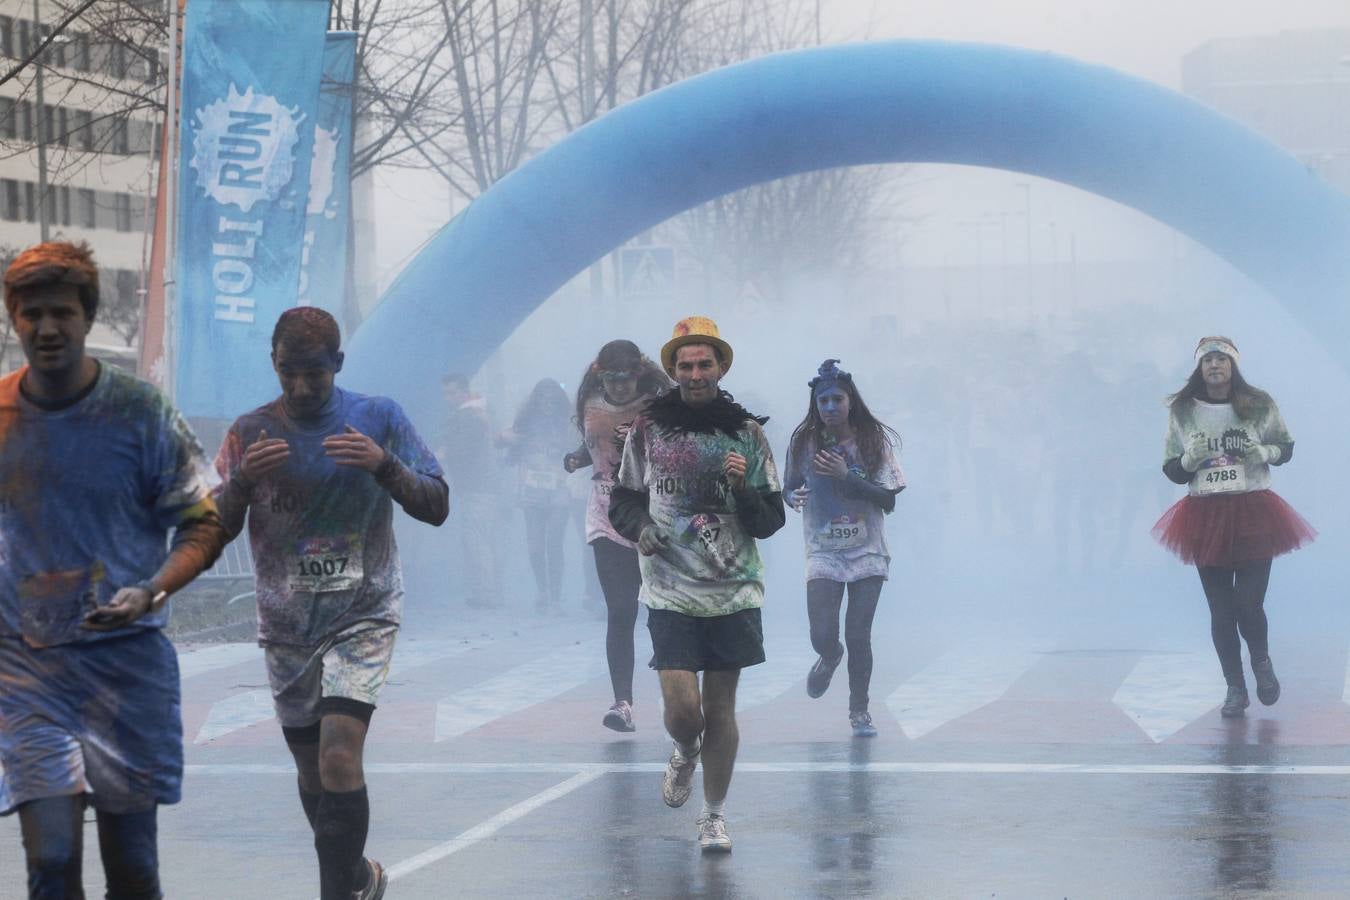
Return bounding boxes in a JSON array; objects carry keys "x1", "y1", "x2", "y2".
[{"x1": 369, "y1": 0, "x2": 1350, "y2": 290}]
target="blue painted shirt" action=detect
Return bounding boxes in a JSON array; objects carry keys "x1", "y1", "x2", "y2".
[
  {"x1": 0, "y1": 365, "x2": 216, "y2": 647},
  {"x1": 214, "y1": 387, "x2": 443, "y2": 645}
]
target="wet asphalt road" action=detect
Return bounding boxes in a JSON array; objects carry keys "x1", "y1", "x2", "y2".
[{"x1": 4, "y1": 604, "x2": 1350, "y2": 898}]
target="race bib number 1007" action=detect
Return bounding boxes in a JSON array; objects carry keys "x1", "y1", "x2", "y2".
[
  {"x1": 288, "y1": 535, "x2": 364, "y2": 593},
  {"x1": 1196, "y1": 458, "x2": 1247, "y2": 496}
]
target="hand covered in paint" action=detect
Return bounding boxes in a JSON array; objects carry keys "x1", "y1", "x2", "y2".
[
  {"x1": 812, "y1": 448, "x2": 849, "y2": 479},
  {"x1": 81, "y1": 586, "x2": 154, "y2": 631},
  {"x1": 238, "y1": 428, "x2": 290, "y2": 486},
  {"x1": 638, "y1": 524, "x2": 671, "y2": 556},
  {"x1": 1242, "y1": 442, "x2": 1281, "y2": 465},
  {"x1": 563, "y1": 452, "x2": 585, "y2": 473},
  {"x1": 1180, "y1": 433, "x2": 1211, "y2": 473},
  {"x1": 723, "y1": 452, "x2": 749, "y2": 491},
  {"x1": 323, "y1": 425, "x2": 388, "y2": 472},
  {"x1": 788, "y1": 486, "x2": 811, "y2": 511}
]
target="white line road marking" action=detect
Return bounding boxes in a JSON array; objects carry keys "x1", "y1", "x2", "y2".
[
  {"x1": 434, "y1": 639, "x2": 606, "y2": 741},
  {"x1": 383, "y1": 771, "x2": 603, "y2": 883},
  {"x1": 738, "y1": 642, "x2": 818, "y2": 710},
  {"x1": 885, "y1": 643, "x2": 1041, "y2": 740},
  {"x1": 185, "y1": 761, "x2": 1350, "y2": 777},
  {"x1": 193, "y1": 639, "x2": 486, "y2": 744},
  {"x1": 1113, "y1": 648, "x2": 1218, "y2": 742},
  {"x1": 176, "y1": 643, "x2": 258, "y2": 680}
]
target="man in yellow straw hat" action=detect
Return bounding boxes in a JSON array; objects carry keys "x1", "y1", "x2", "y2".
[{"x1": 610, "y1": 315, "x2": 785, "y2": 853}]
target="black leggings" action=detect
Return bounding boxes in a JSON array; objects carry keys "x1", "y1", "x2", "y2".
[
  {"x1": 807, "y1": 576, "x2": 885, "y2": 713},
  {"x1": 593, "y1": 538, "x2": 643, "y2": 702},
  {"x1": 20, "y1": 795, "x2": 161, "y2": 899},
  {"x1": 1198, "y1": 558, "x2": 1273, "y2": 686},
  {"x1": 524, "y1": 505, "x2": 567, "y2": 604}
]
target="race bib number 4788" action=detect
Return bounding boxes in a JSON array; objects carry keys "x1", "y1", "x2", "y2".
[{"x1": 1196, "y1": 458, "x2": 1247, "y2": 496}]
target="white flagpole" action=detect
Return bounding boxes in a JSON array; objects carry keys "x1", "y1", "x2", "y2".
[{"x1": 162, "y1": 0, "x2": 181, "y2": 402}]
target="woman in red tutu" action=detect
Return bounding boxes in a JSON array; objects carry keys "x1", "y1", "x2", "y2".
[{"x1": 1153, "y1": 336, "x2": 1315, "y2": 718}]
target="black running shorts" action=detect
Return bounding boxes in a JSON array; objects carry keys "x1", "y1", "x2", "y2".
[{"x1": 647, "y1": 607, "x2": 765, "y2": 672}]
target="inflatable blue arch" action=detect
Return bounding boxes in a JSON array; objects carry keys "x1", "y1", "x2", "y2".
[{"x1": 345, "y1": 40, "x2": 1350, "y2": 414}]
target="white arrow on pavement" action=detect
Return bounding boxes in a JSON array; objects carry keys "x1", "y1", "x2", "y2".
[
  {"x1": 434, "y1": 639, "x2": 607, "y2": 742},
  {"x1": 885, "y1": 642, "x2": 1041, "y2": 740},
  {"x1": 1113, "y1": 647, "x2": 1219, "y2": 743},
  {"x1": 195, "y1": 639, "x2": 486, "y2": 745}
]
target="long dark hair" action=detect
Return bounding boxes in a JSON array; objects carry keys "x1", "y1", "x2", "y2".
[
  {"x1": 1168, "y1": 360, "x2": 1271, "y2": 422},
  {"x1": 514, "y1": 378, "x2": 571, "y2": 435},
  {"x1": 789, "y1": 371, "x2": 900, "y2": 475},
  {"x1": 572, "y1": 339, "x2": 671, "y2": 432}
]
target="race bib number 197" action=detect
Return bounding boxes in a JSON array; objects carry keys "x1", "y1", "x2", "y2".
[{"x1": 288, "y1": 535, "x2": 364, "y2": 593}]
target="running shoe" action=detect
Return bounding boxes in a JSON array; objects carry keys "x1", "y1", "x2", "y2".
[
  {"x1": 353, "y1": 858, "x2": 387, "y2": 900},
  {"x1": 1220, "y1": 684, "x2": 1250, "y2": 718},
  {"x1": 806, "y1": 653, "x2": 842, "y2": 699},
  {"x1": 1252, "y1": 657, "x2": 1281, "y2": 706},
  {"x1": 603, "y1": 700, "x2": 636, "y2": 733},
  {"x1": 696, "y1": 813, "x2": 732, "y2": 853},
  {"x1": 662, "y1": 738, "x2": 701, "y2": 808},
  {"x1": 849, "y1": 710, "x2": 878, "y2": 738}
]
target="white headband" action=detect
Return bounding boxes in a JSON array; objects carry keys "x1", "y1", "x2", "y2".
[{"x1": 1194, "y1": 338, "x2": 1239, "y2": 365}]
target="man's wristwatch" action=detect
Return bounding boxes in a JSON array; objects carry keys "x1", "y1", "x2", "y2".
[{"x1": 135, "y1": 581, "x2": 170, "y2": 613}]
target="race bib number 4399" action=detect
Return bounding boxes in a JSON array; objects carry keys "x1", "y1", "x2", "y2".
[
  {"x1": 1196, "y1": 458, "x2": 1247, "y2": 496},
  {"x1": 817, "y1": 516, "x2": 868, "y2": 551},
  {"x1": 288, "y1": 534, "x2": 364, "y2": 593}
]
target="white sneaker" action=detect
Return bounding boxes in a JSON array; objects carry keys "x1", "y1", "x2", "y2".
[
  {"x1": 697, "y1": 813, "x2": 732, "y2": 852},
  {"x1": 662, "y1": 738, "x2": 700, "y2": 807}
]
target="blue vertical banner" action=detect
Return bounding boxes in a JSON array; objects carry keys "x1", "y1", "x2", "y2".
[
  {"x1": 297, "y1": 32, "x2": 357, "y2": 319},
  {"x1": 175, "y1": 0, "x2": 330, "y2": 419}
]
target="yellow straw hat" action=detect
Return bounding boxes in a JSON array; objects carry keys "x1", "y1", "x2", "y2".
[{"x1": 660, "y1": 316, "x2": 733, "y2": 374}]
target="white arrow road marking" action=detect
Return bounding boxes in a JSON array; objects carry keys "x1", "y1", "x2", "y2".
[
  {"x1": 194, "y1": 639, "x2": 486, "y2": 744},
  {"x1": 1113, "y1": 647, "x2": 1220, "y2": 742},
  {"x1": 177, "y1": 643, "x2": 259, "y2": 680},
  {"x1": 885, "y1": 642, "x2": 1041, "y2": 740},
  {"x1": 738, "y1": 643, "x2": 820, "y2": 711},
  {"x1": 434, "y1": 639, "x2": 607, "y2": 741}
]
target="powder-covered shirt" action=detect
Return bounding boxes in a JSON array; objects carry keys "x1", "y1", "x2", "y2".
[
  {"x1": 616, "y1": 414, "x2": 781, "y2": 617},
  {"x1": 784, "y1": 434, "x2": 905, "y2": 583},
  {"x1": 0, "y1": 365, "x2": 216, "y2": 647},
  {"x1": 1164, "y1": 398, "x2": 1293, "y2": 498},
  {"x1": 582, "y1": 392, "x2": 651, "y2": 547},
  {"x1": 506, "y1": 419, "x2": 573, "y2": 510},
  {"x1": 214, "y1": 387, "x2": 443, "y2": 646}
]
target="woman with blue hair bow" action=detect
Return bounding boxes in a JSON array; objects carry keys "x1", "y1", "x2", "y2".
[{"x1": 785, "y1": 359, "x2": 905, "y2": 737}]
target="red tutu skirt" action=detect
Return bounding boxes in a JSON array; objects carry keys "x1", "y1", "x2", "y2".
[{"x1": 1152, "y1": 489, "x2": 1316, "y2": 568}]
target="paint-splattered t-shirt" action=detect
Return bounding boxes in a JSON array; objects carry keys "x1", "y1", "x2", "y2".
[
  {"x1": 0, "y1": 365, "x2": 216, "y2": 647},
  {"x1": 616, "y1": 415, "x2": 780, "y2": 617},
  {"x1": 214, "y1": 387, "x2": 443, "y2": 646},
  {"x1": 582, "y1": 392, "x2": 652, "y2": 547},
  {"x1": 785, "y1": 434, "x2": 905, "y2": 583},
  {"x1": 1164, "y1": 398, "x2": 1293, "y2": 498}
]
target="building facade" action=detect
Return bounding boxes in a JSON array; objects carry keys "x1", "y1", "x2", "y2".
[
  {"x1": 1183, "y1": 28, "x2": 1350, "y2": 194},
  {"x1": 0, "y1": 0, "x2": 162, "y2": 372}
]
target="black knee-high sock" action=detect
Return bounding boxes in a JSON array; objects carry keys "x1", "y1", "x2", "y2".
[
  {"x1": 298, "y1": 781, "x2": 321, "y2": 830},
  {"x1": 314, "y1": 787, "x2": 369, "y2": 900}
]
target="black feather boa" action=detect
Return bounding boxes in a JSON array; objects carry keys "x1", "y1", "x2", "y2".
[{"x1": 644, "y1": 388, "x2": 768, "y2": 439}]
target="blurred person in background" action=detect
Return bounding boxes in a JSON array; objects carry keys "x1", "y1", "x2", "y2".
[
  {"x1": 785, "y1": 359, "x2": 905, "y2": 738},
  {"x1": 501, "y1": 378, "x2": 574, "y2": 613},
  {"x1": 440, "y1": 373, "x2": 503, "y2": 609},
  {"x1": 564, "y1": 340, "x2": 671, "y2": 731},
  {"x1": 1152, "y1": 337, "x2": 1315, "y2": 719}
]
